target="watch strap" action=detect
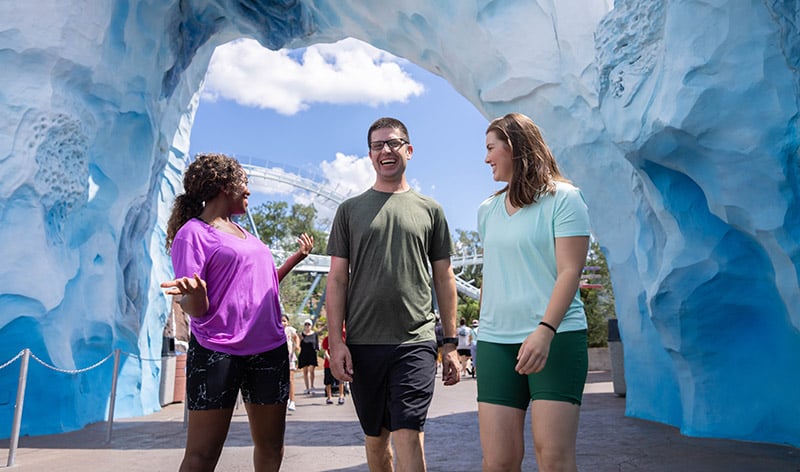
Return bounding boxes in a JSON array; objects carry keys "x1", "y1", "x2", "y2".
[{"x1": 443, "y1": 337, "x2": 458, "y2": 345}]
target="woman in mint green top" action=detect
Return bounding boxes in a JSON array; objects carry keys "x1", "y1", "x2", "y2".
[{"x1": 477, "y1": 113, "x2": 591, "y2": 472}]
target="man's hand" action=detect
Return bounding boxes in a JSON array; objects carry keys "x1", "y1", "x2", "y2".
[
  {"x1": 440, "y1": 346, "x2": 461, "y2": 385},
  {"x1": 329, "y1": 342, "x2": 354, "y2": 382}
]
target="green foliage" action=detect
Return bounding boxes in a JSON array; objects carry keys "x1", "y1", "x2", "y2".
[
  {"x1": 247, "y1": 200, "x2": 327, "y2": 314},
  {"x1": 452, "y1": 229, "x2": 483, "y2": 326},
  {"x1": 250, "y1": 201, "x2": 327, "y2": 253},
  {"x1": 454, "y1": 228, "x2": 482, "y2": 253},
  {"x1": 581, "y1": 240, "x2": 616, "y2": 347},
  {"x1": 279, "y1": 272, "x2": 314, "y2": 314},
  {"x1": 457, "y1": 297, "x2": 480, "y2": 321}
]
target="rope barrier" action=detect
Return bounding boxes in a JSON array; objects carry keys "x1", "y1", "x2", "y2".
[
  {"x1": 2, "y1": 346, "x2": 183, "y2": 466},
  {"x1": 0, "y1": 351, "x2": 24, "y2": 371},
  {"x1": 0, "y1": 349, "x2": 175, "y2": 373},
  {"x1": 28, "y1": 351, "x2": 115, "y2": 374}
]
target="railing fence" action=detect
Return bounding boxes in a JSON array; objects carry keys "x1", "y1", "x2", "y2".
[{"x1": 0, "y1": 347, "x2": 169, "y2": 467}]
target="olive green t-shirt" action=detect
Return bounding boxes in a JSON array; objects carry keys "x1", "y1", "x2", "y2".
[{"x1": 327, "y1": 188, "x2": 455, "y2": 345}]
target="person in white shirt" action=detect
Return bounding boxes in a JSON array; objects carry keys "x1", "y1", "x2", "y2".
[
  {"x1": 469, "y1": 319, "x2": 479, "y2": 378},
  {"x1": 281, "y1": 315, "x2": 301, "y2": 411},
  {"x1": 456, "y1": 318, "x2": 472, "y2": 376}
]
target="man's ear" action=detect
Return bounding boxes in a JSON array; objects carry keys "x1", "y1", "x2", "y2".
[{"x1": 406, "y1": 144, "x2": 414, "y2": 159}]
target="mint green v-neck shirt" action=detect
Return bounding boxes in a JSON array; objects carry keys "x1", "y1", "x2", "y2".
[{"x1": 477, "y1": 181, "x2": 591, "y2": 344}]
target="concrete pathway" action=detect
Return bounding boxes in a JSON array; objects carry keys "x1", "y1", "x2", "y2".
[{"x1": 1, "y1": 371, "x2": 798, "y2": 471}]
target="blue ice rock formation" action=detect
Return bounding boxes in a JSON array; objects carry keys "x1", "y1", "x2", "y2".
[{"x1": 0, "y1": 0, "x2": 798, "y2": 447}]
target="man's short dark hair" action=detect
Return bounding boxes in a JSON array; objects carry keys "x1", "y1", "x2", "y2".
[{"x1": 367, "y1": 117, "x2": 410, "y2": 146}]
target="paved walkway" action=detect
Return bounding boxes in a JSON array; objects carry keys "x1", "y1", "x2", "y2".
[{"x1": 2, "y1": 371, "x2": 798, "y2": 471}]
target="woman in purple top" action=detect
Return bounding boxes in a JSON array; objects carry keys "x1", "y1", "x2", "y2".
[{"x1": 161, "y1": 153, "x2": 312, "y2": 472}]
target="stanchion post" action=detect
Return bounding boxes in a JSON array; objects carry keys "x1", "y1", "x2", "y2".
[
  {"x1": 7, "y1": 348, "x2": 31, "y2": 468},
  {"x1": 105, "y1": 348, "x2": 121, "y2": 443}
]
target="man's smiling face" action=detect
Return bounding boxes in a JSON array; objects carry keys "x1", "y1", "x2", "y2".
[{"x1": 368, "y1": 126, "x2": 413, "y2": 185}]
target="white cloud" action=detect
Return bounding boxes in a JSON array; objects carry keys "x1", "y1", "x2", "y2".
[
  {"x1": 319, "y1": 152, "x2": 374, "y2": 196},
  {"x1": 298, "y1": 152, "x2": 374, "y2": 224},
  {"x1": 202, "y1": 38, "x2": 425, "y2": 115}
]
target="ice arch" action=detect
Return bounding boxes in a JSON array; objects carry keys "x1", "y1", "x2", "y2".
[{"x1": 0, "y1": 0, "x2": 798, "y2": 447}]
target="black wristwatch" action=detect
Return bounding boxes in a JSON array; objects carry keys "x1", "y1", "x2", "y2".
[{"x1": 442, "y1": 337, "x2": 458, "y2": 346}]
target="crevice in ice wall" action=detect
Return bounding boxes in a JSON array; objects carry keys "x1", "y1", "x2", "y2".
[{"x1": 593, "y1": 0, "x2": 800, "y2": 444}]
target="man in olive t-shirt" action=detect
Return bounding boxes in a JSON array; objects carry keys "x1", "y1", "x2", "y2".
[{"x1": 326, "y1": 117, "x2": 461, "y2": 472}]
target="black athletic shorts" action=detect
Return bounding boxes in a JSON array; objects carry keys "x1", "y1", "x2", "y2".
[
  {"x1": 348, "y1": 341, "x2": 437, "y2": 436},
  {"x1": 186, "y1": 336, "x2": 289, "y2": 410}
]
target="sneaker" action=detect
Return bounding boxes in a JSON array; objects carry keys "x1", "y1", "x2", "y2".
[
  {"x1": 326, "y1": 398, "x2": 333, "y2": 404},
  {"x1": 287, "y1": 400, "x2": 296, "y2": 411},
  {"x1": 338, "y1": 397, "x2": 345, "y2": 405}
]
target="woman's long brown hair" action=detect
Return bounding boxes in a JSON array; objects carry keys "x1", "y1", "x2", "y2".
[{"x1": 486, "y1": 113, "x2": 570, "y2": 207}]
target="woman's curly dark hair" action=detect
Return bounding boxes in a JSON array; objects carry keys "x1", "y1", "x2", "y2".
[
  {"x1": 486, "y1": 113, "x2": 570, "y2": 207},
  {"x1": 165, "y1": 153, "x2": 246, "y2": 251}
]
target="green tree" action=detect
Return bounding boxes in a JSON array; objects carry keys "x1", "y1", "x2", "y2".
[
  {"x1": 581, "y1": 240, "x2": 616, "y2": 347},
  {"x1": 454, "y1": 228, "x2": 482, "y2": 253},
  {"x1": 457, "y1": 297, "x2": 480, "y2": 322},
  {"x1": 244, "y1": 201, "x2": 328, "y2": 314},
  {"x1": 452, "y1": 229, "x2": 483, "y2": 323},
  {"x1": 249, "y1": 201, "x2": 327, "y2": 253}
]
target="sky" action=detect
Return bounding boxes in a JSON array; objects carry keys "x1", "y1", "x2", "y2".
[{"x1": 188, "y1": 38, "x2": 496, "y2": 235}]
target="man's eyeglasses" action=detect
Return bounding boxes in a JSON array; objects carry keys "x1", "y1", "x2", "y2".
[{"x1": 369, "y1": 138, "x2": 409, "y2": 152}]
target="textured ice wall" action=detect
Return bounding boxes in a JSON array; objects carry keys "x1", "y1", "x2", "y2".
[
  {"x1": 588, "y1": 0, "x2": 800, "y2": 444},
  {"x1": 0, "y1": 0, "x2": 798, "y2": 446},
  {"x1": 0, "y1": 1, "x2": 164, "y2": 435}
]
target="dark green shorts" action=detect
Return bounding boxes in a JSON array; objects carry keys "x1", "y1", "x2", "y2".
[{"x1": 476, "y1": 330, "x2": 588, "y2": 410}]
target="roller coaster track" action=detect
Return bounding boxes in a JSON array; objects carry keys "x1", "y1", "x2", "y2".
[{"x1": 241, "y1": 162, "x2": 351, "y2": 211}]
